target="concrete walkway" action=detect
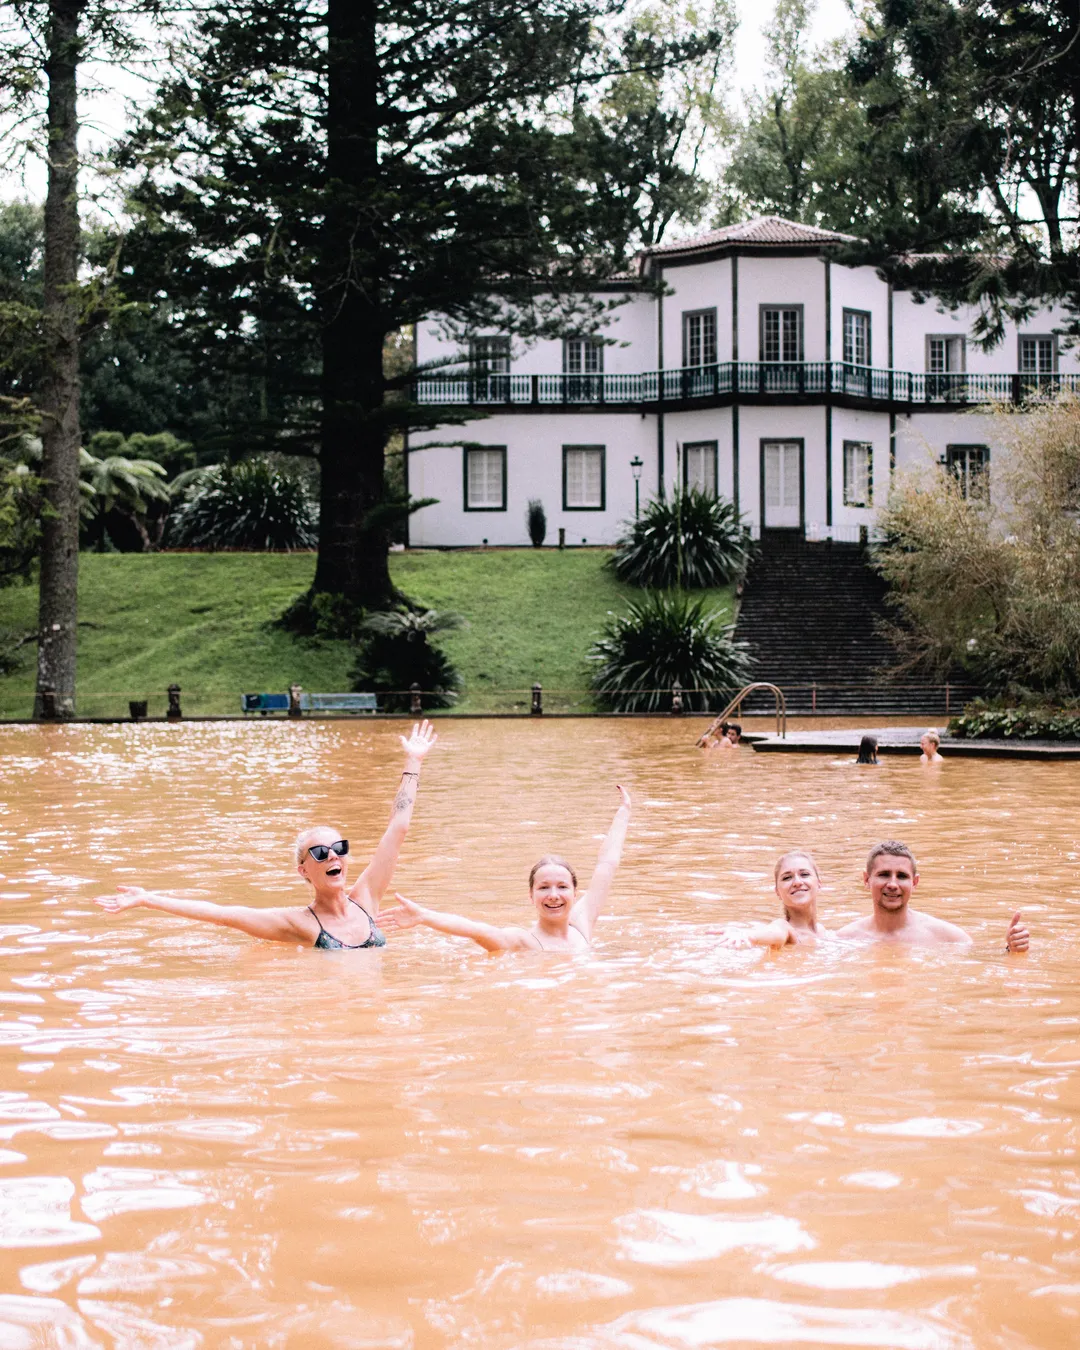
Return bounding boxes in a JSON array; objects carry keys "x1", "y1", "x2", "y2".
[{"x1": 746, "y1": 726, "x2": 1080, "y2": 760}]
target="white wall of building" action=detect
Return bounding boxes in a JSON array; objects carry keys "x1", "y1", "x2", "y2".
[
  {"x1": 830, "y1": 264, "x2": 890, "y2": 366},
  {"x1": 408, "y1": 413, "x2": 654, "y2": 547},
  {"x1": 894, "y1": 410, "x2": 1003, "y2": 473},
  {"x1": 416, "y1": 292, "x2": 654, "y2": 376},
  {"x1": 658, "y1": 257, "x2": 734, "y2": 367},
  {"x1": 736, "y1": 256, "x2": 828, "y2": 362},
  {"x1": 408, "y1": 240, "x2": 1076, "y2": 546}
]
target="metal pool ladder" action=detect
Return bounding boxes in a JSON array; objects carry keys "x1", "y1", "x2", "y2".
[{"x1": 695, "y1": 683, "x2": 788, "y2": 745}]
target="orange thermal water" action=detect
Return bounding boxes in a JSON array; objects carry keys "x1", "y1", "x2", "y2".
[{"x1": 0, "y1": 719, "x2": 1076, "y2": 1348}]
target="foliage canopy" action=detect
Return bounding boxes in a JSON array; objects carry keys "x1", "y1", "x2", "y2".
[
  {"x1": 610, "y1": 489, "x2": 751, "y2": 590},
  {"x1": 873, "y1": 396, "x2": 1080, "y2": 699},
  {"x1": 589, "y1": 590, "x2": 752, "y2": 712}
]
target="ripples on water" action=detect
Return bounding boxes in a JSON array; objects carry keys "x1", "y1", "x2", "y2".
[{"x1": 0, "y1": 720, "x2": 1077, "y2": 1348}]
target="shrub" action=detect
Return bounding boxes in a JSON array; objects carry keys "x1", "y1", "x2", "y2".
[
  {"x1": 610, "y1": 489, "x2": 751, "y2": 589},
  {"x1": 526, "y1": 498, "x2": 547, "y2": 547},
  {"x1": 588, "y1": 591, "x2": 752, "y2": 712},
  {"x1": 351, "y1": 608, "x2": 463, "y2": 710},
  {"x1": 949, "y1": 700, "x2": 1080, "y2": 741},
  {"x1": 873, "y1": 396, "x2": 1080, "y2": 697},
  {"x1": 166, "y1": 458, "x2": 318, "y2": 551}
]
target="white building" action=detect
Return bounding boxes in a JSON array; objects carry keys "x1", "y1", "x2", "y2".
[{"x1": 407, "y1": 217, "x2": 1078, "y2": 547}]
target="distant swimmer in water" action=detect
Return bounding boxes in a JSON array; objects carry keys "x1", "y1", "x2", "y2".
[
  {"x1": 855, "y1": 735, "x2": 879, "y2": 764},
  {"x1": 835, "y1": 840, "x2": 1030, "y2": 951},
  {"x1": 379, "y1": 785, "x2": 631, "y2": 952},
  {"x1": 702, "y1": 721, "x2": 734, "y2": 750},
  {"x1": 920, "y1": 729, "x2": 944, "y2": 763},
  {"x1": 95, "y1": 721, "x2": 438, "y2": 948},
  {"x1": 713, "y1": 850, "x2": 834, "y2": 948}
]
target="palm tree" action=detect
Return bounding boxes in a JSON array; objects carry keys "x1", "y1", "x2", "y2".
[{"x1": 79, "y1": 449, "x2": 171, "y2": 550}]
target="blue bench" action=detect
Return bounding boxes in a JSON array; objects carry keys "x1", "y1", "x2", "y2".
[
  {"x1": 299, "y1": 692, "x2": 378, "y2": 714},
  {"x1": 241, "y1": 693, "x2": 290, "y2": 714}
]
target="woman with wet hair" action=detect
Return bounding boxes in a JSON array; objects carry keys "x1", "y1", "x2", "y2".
[
  {"x1": 713, "y1": 850, "x2": 833, "y2": 948},
  {"x1": 379, "y1": 785, "x2": 631, "y2": 952},
  {"x1": 855, "y1": 734, "x2": 879, "y2": 765},
  {"x1": 95, "y1": 721, "x2": 438, "y2": 948}
]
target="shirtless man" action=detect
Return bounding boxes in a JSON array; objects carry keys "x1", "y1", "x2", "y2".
[
  {"x1": 919, "y1": 729, "x2": 944, "y2": 763},
  {"x1": 836, "y1": 840, "x2": 1029, "y2": 951}
]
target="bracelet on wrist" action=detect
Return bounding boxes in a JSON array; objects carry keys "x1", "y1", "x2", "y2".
[{"x1": 401, "y1": 770, "x2": 419, "y2": 778}]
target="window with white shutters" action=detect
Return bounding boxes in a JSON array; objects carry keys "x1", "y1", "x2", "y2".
[
  {"x1": 843, "y1": 441, "x2": 872, "y2": 507},
  {"x1": 927, "y1": 335, "x2": 965, "y2": 372},
  {"x1": 843, "y1": 310, "x2": 871, "y2": 366},
  {"x1": 682, "y1": 310, "x2": 717, "y2": 367},
  {"x1": 563, "y1": 445, "x2": 605, "y2": 509},
  {"x1": 563, "y1": 338, "x2": 604, "y2": 373},
  {"x1": 946, "y1": 445, "x2": 990, "y2": 500},
  {"x1": 761, "y1": 307, "x2": 803, "y2": 362},
  {"x1": 469, "y1": 336, "x2": 510, "y2": 372},
  {"x1": 762, "y1": 440, "x2": 802, "y2": 528},
  {"x1": 1018, "y1": 335, "x2": 1056, "y2": 373},
  {"x1": 464, "y1": 447, "x2": 506, "y2": 510},
  {"x1": 683, "y1": 441, "x2": 718, "y2": 496}
]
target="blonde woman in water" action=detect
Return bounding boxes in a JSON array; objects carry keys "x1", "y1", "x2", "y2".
[
  {"x1": 379, "y1": 785, "x2": 631, "y2": 951},
  {"x1": 95, "y1": 721, "x2": 438, "y2": 948},
  {"x1": 715, "y1": 850, "x2": 832, "y2": 948}
]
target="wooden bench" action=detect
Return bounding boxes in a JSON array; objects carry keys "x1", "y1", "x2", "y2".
[{"x1": 299, "y1": 692, "x2": 378, "y2": 714}]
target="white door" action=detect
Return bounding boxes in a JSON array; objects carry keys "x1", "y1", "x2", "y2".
[{"x1": 763, "y1": 441, "x2": 801, "y2": 528}]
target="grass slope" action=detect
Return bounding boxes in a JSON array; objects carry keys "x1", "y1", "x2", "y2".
[{"x1": 0, "y1": 550, "x2": 733, "y2": 716}]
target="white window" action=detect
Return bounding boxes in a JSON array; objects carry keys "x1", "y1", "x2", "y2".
[
  {"x1": 1019, "y1": 335, "x2": 1056, "y2": 373},
  {"x1": 843, "y1": 441, "x2": 873, "y2": 507},
  {"x1": 465, "y1": 447, "x2": 505, "y2": 510},
  {"x1": 470, "y1": 336, "x2": 510, "y2": 372},
  {"x1": 843, "y1": 310, "x2": 871, "y2": 366},
  {"x1": 763, "y1": 440, "x2": 801, "y2": 528},
  {"x1": 684, "y1": 441, "x2": 717, "y2": 496},
  {"x1": 563, "y1": 445, "x2": 604, "y2": 509},
  {"x1": 563, "y1": 338, "x2": 603, "y2": 373},
  {"x1": 927, "y1": 335, "x2": 965, "y2": 372},
  {"x1": 946, "y1": 444, "x2": 989, "y2": 500},
  {"x1": 761, "y1": 307, "x2": 802, "y2": 362},
  {"x1": 683, "y1": 310, "x2": 717, "y2": 367}
]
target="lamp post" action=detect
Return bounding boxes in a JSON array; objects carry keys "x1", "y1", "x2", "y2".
[{"x1": 630, "y1": 455, "x2": 644, "y2": 519}]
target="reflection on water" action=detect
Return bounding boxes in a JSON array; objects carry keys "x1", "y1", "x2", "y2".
[{"x1": 0, "y1": 719, "x2": 1077, "y2": 1347}]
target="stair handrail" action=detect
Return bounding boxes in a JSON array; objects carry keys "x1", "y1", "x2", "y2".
[{"x1": 695, "y1": 682, "x2": 787, "y2": 745}]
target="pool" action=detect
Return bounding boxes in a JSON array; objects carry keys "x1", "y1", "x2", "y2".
[{"x1": 0, "y1": 720, "x2": 1076, "y2": 1348}]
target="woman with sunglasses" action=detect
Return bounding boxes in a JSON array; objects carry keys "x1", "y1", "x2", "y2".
[{"x1": 95, "y1": 721, "x2": 438, "y2": 948}]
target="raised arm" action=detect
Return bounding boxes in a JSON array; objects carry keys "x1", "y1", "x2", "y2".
[
  {"x1": 95, "y1": 887, "x2": 306, "y2": 943},
  {"x1": 379, "y1": 893, "x2": 534, "y2": 953},
  {"x1": 569, "y1": 785, "x2": 631, "y2": 943},
  {"x1": 352, "y1": 720, "x2": 437, "y2": 912}
]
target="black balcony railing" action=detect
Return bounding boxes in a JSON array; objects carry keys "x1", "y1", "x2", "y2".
[{"x1": 413, "y1": 363, "x2": 1080, "y2": 408}]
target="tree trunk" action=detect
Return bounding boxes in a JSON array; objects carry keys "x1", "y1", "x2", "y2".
[
  {"x1": 311, "y1": 0, "x2": 394, "y2": 610},
  {"x1": 34, "y1": 0, "x2": 86, "y2": 719}
]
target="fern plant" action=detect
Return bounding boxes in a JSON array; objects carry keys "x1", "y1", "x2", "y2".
[
  {"x1": 610, "y1": 489, "x2": 751, "y2": 589},
  {"x1": 589, "y1": 591, "x2": 752, "y2": 713},
  {"x1": 351, "y1": 609, "x2": 464, "y2": 710},
  {"x1": 166, "y1": 458, "x2": 318, "y2": 551}
]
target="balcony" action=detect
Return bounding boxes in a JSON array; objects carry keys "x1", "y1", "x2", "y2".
[{"x1": 413, "y1": 364, "x2": 1080, "y2": 410}]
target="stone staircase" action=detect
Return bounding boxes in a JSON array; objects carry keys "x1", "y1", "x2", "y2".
[{"x1": 732, "y1": 535, "x2": 977, "y2": 716}]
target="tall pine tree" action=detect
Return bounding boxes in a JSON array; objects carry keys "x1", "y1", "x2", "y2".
[{"x1": 120, "y1": 0, "x2": 726, "y2": 611}]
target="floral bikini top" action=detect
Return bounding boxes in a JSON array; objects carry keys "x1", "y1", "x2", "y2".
[{"x1": 308, "y1": 899, "x2": 386, "y2": 950}]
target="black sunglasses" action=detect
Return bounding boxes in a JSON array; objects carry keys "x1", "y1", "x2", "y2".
[{"x1": 307, "y1": 840, "x2": 349, "y2": 862}]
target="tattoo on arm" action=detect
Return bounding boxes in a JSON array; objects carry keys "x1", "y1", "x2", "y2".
[{"x1": 392, "y1": 783, "x2": 415, "y2": 814}]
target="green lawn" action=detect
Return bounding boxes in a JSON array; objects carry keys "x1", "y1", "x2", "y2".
[{"x1": 0, "y1": 550, "x2": 733, "y2": 716}]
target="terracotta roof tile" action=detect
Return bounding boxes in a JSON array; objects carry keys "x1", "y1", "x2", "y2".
[{"x1": 644, "y1": 215, "x2": 861, "y2": 259}]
